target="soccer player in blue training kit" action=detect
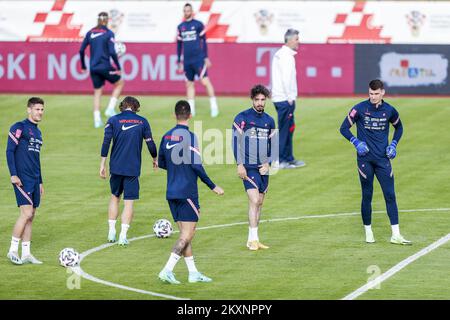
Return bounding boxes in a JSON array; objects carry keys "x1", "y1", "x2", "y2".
[
  {"x1": 158, "y1": 100, "x2": 224, "y2": 284},
  {"x1": 6, "y1": 97, "x2": 45, "y2": 265},
  {"x1": 340, "y1": 79, "x2": 411, "y2": 245},
  {"x1": 232, "y1": 85, "x2": 277, "y2": 251},
  {"x1": 80, "y1": 11, "x2": 125, "y2": 128},
  {"x1": 100, "y1": 96, "x2": 158, "y2": 246},
  {"x1": 177, "y1": 3, "x2": 219, "y2": 118}
]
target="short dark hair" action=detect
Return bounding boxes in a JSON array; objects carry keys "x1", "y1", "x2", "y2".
[
  {"x1": 98, "y1": 12, "x2": 108, "y2": 19},
  {"x1": 284, "y1": 28, "x2": 299, "y2": 43},
  {"x1": 97, "y1": 12, "x2": 108, "y2": 26},
  {"x1": 175, "y1": 100, "x2": 191, "y2": 120},
  {"x1": 250, "y1": 84, "x2": 271, "y2": 99},
  {"x1": 369, "y1": 79, "x2": 384, "y2": 90},
  {"x1": 27, "y1": 97, "x2": 44, "y2": 108},
  {"x1": 119, "y1": 96, "x2": 140, "y2": 112},
  {"x1": 184, "y1": 3, "x2": 192, "y2": 8}
]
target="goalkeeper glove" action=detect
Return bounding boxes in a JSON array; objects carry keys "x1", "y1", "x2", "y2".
[
  {"x1": 350, "y1": 137, "x2": 369, "y2": 156},
  {"x1": 386, "y1": 140, "x2": 398, "y2": 159}
]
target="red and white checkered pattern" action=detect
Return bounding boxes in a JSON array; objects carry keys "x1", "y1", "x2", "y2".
[
  {"x1": 197, "y1": 0, "x2": 237, "y2": 43},
  {"x1": 328, "y1": 1, "x2": 391, "y2": 44},
  {"x1": 28, "y1": 0, "x2": 83, "y2": 42}
]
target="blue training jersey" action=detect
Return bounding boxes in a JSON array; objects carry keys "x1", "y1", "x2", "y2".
[
  {"x1": 79, "y1": 25, "x2": 121, "y2": 71},
  {"x1": 177, "y1": 19, "x2": 208, "y2": 64},
  {"x1": 101, "y1": 110, "x2": 157, "y2": 177},
  {"x1": 341, "y1": 99, "x2": 402, "y2": 161},
  {"x1": 158, "y1": 124, "x2": 216, "y2": 200},
  {"x1": 232, "y1": 107, "x2": 277, "y2": 169},
  {"x1": 6, "y1": 119, "x2": 43, "y2": 183}
]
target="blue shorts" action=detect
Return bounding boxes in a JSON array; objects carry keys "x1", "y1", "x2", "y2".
[
  {"x1": 90, "y1": 68, "x2": 121, "y2": 89},
  {"x1": 168, "y1": 198, "x2": 200, "y2": 222},
  {"x1": 12, "y1": 180, "x2": 40, "y2": 208},
  {"x1": 243, "y1": 169, "x2": 269, "y2": 194},
  {"x1": 184, "y1": 60, "x2": 207, "y2": 81},
  {"x1": 110, "y1": 174, "x2": 139, "y2": 200}
]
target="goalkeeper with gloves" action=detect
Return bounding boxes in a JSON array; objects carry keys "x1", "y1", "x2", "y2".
[{"x1": 340, "y1": 79, "x2": 411, "y2": 245}]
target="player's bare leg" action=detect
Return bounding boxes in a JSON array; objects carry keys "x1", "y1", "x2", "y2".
[
  {"x1": 246, "y1": 189, "x2": 262, "y2": 250},
  {"x1": 105, "y1": 79, "x2": 124, "y2": 118},
  {"x1": 118, "y1": 199, "x2": 134, "y2": 246},
  {"x1": 256, "y1": 193, "x2": 265, "y2": 222},
  {"x1": 178, "y1": 224, "x2": 210, "y2": 282},
  {"x1": 186, "y1": 81, "x2": 196, "y2": 116},
  {"x1": 159, "y1": 221, "x2": 194, "y2": 284},
  {"x1": 107, "y1": 195, "x2": 120, "y2": 242},
  {"x1": 93, "y1": 87, "x2": 103, "y2": 128},
  {"x1": 201, "y1": 77, "x2": 219, "y2": 117},
  {"x1": 8, "y1": 205, "x2": 34, "y2": 265},
  {"x1": 183, "y1": 241, "x2": 193, "y2": 257},
  {"x1": 20, "y1": 208, "x2": 42, "y2": 264},
  {"x1": 255, "y1": 193, "x2": 269, "y2": 249},
  {"x1": 21, "y1": 210, "x2": 34, "y2": 242}
]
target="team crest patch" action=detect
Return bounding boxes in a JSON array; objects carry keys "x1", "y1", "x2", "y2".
[{"x1": 15, "y1": 129, "x2": 22, "y2": 138}]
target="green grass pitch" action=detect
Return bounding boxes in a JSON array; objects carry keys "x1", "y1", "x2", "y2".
[{"x1": 0, "y1": 94, "x2": 449, "y2": 299}]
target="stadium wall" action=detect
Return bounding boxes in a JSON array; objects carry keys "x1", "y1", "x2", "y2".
[
  {"x1": 0, "y1": 0, "x2": 449, "y2": 95},
  {"x1": 1, "y1": 42, "x2": 449, "y2": 95}
]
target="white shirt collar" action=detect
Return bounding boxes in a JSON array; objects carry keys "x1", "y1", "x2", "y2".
[{"x1": 282, "y1": 45, "x2": 297, "y2": 56}]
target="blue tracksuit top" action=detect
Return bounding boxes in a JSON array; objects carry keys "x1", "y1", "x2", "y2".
[
  {"x1": 232, "y1": 107, "x2": 277, "y2": 169},
  {"x1": 101, "y1": 110, "x2": 157, "y2": 177},
  {"x1": 79, "y1": 25, "x2": 121, "y2": 71},
  {"x1": 6, "y1": 119, "x2": 43, "y2": 183},
  {"x1": 158, "y1": 124, "x2": 216, "y2": 200}
]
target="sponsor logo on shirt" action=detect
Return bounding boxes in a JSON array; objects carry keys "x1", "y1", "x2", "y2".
[
  {"x1": 119, "y1": 119, "x2": 143, "y2": 124},
  {"x1": 91, "y1": 33, "x2": 104, "y2": 39},
  {"x1": 166, "y1": 142, "x2": 178, "y2": 150},
  {"x1": 122, "y1": 124, "x2": 139, "y2": 131},
  {"x1": 364, "y1": 116, "x2": 387, "y2": 130},
  {"x1": 182, "y1": 30, "x2": 198, "y2": 42},
  {"x1": 165, "y1": 135, "x2": 183, "y2": 142},
  {"x1": 28, "y1": 137, "x2": 42, "y2": 153}
]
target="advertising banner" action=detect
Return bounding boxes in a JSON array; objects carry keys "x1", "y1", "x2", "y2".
[
  {"x1": 0, "y1": 42, "x2": 354, "y2": 95},
  {"x1": 355, "y1": 45, "x2": 450, "y2": 94}
]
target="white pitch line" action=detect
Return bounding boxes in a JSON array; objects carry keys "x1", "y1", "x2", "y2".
[
  {"x1": 76, "y1": 207, "x2": 450, "y2": 300},
  {"x1": 72, "y1": 266, "x2": 188, "y2": 300},
  {"x1": 342, "y1": 232, "x2": 450, "y2": 300}
]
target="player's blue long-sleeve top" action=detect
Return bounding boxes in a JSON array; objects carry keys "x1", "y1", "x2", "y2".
[
  {"x1": 232, "y1": 107, "x2": 277, "y2": 169},
  {"x1": 177, "y1": 19, "x2": 208, "y2": 64},
  {"x1": 101, "y1": 110, "x2": 157, "y2": 177},
  {"x1": 158, "y1": 124, "x2": 216, "y2": 200},
  {"x1": 79, "y1": 25, "x2": 121, "y2": 71},
  {"x1": 340, "y1": 99, "x2": 403, "y2": 161},
  {"x1": 6, "y1": 119, "x2": 43, "y2": 183}
]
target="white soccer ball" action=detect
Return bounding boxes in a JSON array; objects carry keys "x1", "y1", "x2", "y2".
[
  {"x1": 114, "y1": 41, "x2": 126, "y2": 57},
  {"x1": 59, "y1": 248, "x2": 80, "y2": 267},
  {"x1": 153, "y1": 219, "x2": 173, "y2": 238}
]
